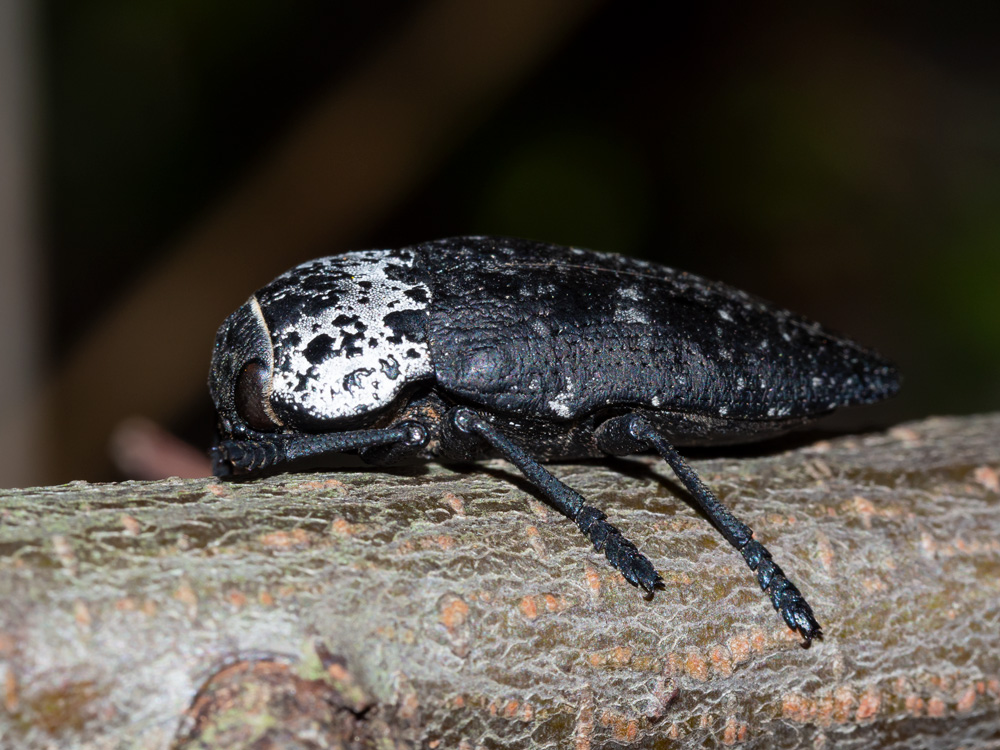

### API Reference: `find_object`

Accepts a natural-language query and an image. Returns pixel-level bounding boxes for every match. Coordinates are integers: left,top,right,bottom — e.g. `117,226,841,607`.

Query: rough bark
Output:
1,413,998,749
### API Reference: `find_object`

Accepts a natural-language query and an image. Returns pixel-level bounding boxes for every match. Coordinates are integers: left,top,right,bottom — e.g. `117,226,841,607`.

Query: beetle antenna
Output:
450,407,664,594
213,422,427,477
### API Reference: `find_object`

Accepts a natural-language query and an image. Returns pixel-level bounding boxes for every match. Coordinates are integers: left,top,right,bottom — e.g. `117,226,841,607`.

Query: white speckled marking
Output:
264,250,432,423
547,375,577,419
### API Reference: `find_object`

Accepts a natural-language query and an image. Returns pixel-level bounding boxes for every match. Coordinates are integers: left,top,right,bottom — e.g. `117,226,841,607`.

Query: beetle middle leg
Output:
595,413,822,645
449,406,664,593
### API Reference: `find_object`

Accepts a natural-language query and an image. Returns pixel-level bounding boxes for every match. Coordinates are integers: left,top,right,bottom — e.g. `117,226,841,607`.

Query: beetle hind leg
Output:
595,414,822,646
449,407,663,594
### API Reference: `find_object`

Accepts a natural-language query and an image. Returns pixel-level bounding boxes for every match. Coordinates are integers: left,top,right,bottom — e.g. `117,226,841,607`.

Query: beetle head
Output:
209,250,433,438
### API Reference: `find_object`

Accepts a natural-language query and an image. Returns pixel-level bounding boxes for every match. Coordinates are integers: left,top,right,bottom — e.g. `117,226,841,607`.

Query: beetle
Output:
209,236,899,645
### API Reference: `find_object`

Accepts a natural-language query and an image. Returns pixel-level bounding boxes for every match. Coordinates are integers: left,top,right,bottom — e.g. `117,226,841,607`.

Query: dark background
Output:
9,1,1000,485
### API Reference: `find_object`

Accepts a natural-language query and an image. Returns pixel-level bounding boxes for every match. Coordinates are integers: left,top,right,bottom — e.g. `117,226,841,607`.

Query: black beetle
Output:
209,236,899,645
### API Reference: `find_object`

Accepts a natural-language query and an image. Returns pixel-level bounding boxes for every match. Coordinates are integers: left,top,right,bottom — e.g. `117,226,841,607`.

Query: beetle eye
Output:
235,360,282,432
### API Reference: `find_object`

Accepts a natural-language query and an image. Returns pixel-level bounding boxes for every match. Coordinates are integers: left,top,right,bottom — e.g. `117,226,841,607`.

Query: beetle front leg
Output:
595,414,822,646
449,406,663,594
213,422,428,477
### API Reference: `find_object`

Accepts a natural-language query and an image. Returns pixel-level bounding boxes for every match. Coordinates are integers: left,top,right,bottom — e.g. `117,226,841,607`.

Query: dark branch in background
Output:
6,0,604,485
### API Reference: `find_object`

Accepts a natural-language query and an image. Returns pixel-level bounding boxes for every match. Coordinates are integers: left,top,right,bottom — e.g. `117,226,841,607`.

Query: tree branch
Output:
1,413,999,748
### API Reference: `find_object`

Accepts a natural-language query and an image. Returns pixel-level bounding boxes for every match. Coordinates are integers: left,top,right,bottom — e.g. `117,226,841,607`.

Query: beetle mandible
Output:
209,236,900,645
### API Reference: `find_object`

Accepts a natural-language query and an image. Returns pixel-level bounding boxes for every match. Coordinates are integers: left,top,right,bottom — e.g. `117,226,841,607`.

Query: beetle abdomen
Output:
424,237,898,435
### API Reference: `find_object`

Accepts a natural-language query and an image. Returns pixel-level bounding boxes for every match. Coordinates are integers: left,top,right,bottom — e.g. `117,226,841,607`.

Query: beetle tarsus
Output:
451,407,663,594
576,506,664,593
741,539,822,645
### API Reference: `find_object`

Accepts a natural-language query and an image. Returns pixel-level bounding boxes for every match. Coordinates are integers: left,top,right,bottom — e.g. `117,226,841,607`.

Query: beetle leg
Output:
449,406,663,594
213,421,428,477
595,414,822,646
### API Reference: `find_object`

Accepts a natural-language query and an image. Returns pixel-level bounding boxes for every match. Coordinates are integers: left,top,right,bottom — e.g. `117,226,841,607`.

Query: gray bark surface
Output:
1,414,998,748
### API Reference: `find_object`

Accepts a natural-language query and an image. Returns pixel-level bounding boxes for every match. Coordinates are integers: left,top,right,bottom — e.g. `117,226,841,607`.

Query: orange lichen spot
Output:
115,597,137,611
727,635,751,666
330,518,355,536
813,695,834,727
927,697,946,717
584,564,602,597
749,628,768,652
575,687,595,750
815,533,836,575
440,597,469,633
861,576,885,593
52,535,77,570
205,482,228,497
174,582,198,606
723,716,747,745
851,496,876,529
905,695,925,715
522,703,533,721
327,662,351,682
667,723,680,739
832,686,855,723
4,669,18,713
453,695,465,708
684,651,709,681
855,689,881,720
300,478,346,491
624,720,638,742
782,693,812,722
443,492,465,515
599,711,635,741
527,498,551,520
260,528,311,547
399,689,419,720
889,426,920,443
520,596,538,620
588,652,604,668
957,687,977,712
974,466,999,493
428,740,440,748
666,652,684,675
141,599,158,616
709,645,732,676
73,600,91,629
120,514,141,535
503,700,520,718
435,534,456,550
488,701,498,717
543,594,559,612
258,590,274,606
611,647,632,666
227,590,247,609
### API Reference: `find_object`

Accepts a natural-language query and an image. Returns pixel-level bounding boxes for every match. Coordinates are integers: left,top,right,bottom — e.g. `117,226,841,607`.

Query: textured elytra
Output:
421,238,897,440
